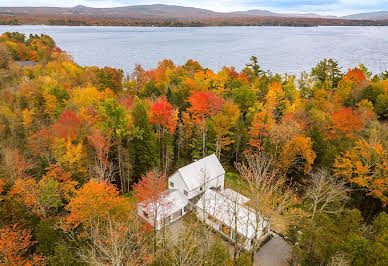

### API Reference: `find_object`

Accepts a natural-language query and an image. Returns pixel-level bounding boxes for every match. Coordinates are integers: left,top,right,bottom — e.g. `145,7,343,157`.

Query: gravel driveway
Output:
254,236,293,266
167,216,294,266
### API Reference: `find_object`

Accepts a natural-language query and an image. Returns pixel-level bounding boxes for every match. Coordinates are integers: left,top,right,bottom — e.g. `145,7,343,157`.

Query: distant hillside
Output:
230,9,336,19
341,11,388,20
1,5,222,19
0,4,387,26
230,9,275,17
0,4,346,19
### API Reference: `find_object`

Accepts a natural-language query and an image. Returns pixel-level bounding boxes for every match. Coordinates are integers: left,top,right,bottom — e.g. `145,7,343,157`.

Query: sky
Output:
1,0,388,16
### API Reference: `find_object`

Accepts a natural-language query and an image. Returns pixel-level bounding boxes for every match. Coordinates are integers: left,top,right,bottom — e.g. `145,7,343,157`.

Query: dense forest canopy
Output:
0,32,387,265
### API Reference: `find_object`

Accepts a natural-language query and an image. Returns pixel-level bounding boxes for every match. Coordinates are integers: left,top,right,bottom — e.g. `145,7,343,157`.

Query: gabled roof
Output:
15,61,37,67
196,189,268,240
138,189,188,222
220,189,250,205
176,154,225,191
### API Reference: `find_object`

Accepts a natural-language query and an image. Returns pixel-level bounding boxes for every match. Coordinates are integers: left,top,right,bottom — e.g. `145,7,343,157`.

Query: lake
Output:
1,25,388,75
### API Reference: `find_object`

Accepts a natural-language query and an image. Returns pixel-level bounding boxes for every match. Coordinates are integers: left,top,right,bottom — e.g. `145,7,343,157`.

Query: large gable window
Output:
170,181,174,188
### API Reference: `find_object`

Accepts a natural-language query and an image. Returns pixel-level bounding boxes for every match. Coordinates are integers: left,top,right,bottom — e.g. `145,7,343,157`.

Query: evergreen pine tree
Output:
130,100,159,180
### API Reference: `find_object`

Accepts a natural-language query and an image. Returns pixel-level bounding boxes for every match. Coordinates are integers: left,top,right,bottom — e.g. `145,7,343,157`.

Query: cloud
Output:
1,0,388,15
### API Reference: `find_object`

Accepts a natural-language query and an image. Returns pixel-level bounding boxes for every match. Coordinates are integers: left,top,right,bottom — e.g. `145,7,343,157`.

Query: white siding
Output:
188,174,224,199
138,205,187,231
168,172,188,194
137,190,189,231
196,204,251,251
195,189,269,251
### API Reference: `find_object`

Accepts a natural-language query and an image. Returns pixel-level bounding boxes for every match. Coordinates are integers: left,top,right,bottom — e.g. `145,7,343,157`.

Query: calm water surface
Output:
1,25,387,75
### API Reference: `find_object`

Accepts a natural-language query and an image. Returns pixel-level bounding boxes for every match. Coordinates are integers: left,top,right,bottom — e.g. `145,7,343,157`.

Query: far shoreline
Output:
2,24,388,28
1,17,388,27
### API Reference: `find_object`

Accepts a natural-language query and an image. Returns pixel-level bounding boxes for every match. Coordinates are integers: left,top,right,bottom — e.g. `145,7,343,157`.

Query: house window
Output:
221,224,231,236
170,181,174,188
143,211,149,218
184,190,188,196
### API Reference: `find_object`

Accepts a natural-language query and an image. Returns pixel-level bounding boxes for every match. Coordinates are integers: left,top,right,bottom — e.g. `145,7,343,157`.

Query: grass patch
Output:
225,172,247,195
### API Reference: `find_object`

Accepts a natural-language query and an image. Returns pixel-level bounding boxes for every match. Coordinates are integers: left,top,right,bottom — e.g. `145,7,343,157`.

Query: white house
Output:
195,189,270,251
137,189,188,230
137,153,270,251
168,154,225,201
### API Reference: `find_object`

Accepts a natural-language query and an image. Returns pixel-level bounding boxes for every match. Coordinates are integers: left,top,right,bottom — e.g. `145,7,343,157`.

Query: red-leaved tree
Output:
88,128,115,182
187,91,223,156
150,96,178,174
342,68,366,84
150,96,177,135
133,169,170,253
52,110,82,140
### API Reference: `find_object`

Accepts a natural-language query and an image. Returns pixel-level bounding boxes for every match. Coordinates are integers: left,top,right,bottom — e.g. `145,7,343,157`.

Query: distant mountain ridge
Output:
230,9,336,19
0,5,220,19
341,11,388,20
0,4,386,20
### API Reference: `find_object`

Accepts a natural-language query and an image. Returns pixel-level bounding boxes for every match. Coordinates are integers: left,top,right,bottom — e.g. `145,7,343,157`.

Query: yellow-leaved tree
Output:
54,139,87,182
334,138,388,206
278,135,316,176
211,100,240,159
10,165,77,218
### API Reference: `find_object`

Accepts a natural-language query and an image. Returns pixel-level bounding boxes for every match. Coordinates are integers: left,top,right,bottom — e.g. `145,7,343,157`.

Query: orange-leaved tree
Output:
248,110,274,152
336,68,367,103
64,179,130,230
64,179,145,265
326,107,364,139
0,224,46,265
334,138,388,206
10,165,77,218
187,90,223,157
0,178,4,194
269,113,307,155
